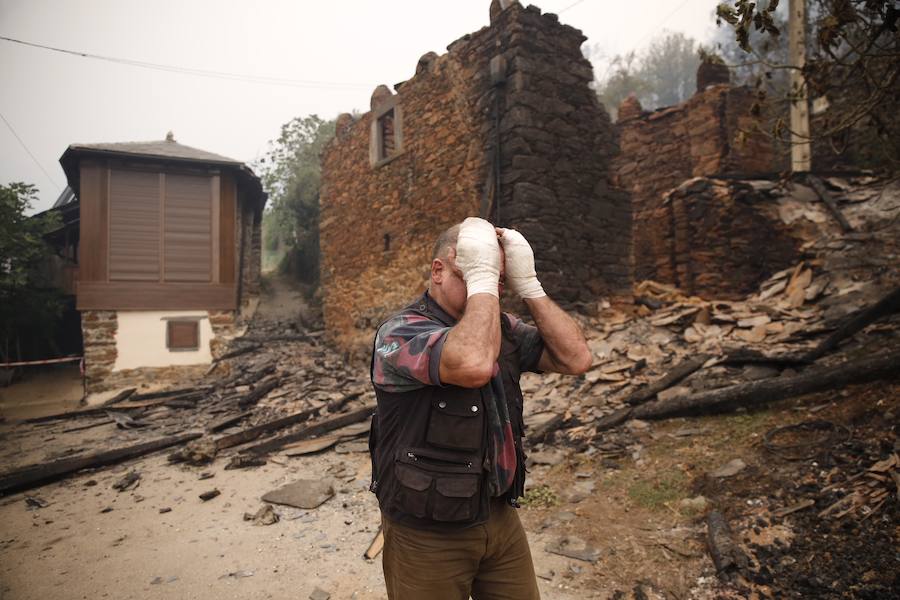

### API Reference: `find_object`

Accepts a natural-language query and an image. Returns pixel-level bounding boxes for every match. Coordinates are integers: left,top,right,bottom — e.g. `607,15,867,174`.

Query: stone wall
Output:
613,76,775,285
81,310,117,392
647,177,800,298
498,5,630,302
320,1,628,351
238,201,262,304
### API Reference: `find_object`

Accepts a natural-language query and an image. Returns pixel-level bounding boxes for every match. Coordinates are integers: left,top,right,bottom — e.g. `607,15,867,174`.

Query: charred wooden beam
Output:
206,411,253,434
214,343,262,362
214,393,359,451
706,510,749,578
625,354,711,406
807,174,852,232
805,286,900,361
236,377,281,409
0,432,201,495
242,404,376,456
632,352,899,420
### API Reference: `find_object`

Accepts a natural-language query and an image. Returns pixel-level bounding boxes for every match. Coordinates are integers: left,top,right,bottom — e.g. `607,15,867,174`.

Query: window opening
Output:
379,109,396,160
166,320,200,351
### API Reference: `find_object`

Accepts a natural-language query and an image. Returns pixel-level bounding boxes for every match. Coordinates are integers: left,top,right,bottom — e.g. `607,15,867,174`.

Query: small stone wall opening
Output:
379,109,396,160
383,233,391,252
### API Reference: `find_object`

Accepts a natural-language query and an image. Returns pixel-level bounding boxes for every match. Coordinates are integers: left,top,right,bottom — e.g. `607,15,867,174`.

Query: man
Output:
369,217,591,600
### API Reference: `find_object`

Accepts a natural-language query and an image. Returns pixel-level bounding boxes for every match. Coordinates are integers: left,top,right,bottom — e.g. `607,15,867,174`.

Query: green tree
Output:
639,32,701,109
594,52,650,120
0,183,63,363
593,32,701,119
256,115,335,282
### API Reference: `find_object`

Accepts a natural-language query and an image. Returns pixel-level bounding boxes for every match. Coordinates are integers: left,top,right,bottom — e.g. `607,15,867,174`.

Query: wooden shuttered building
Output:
60,139,264,311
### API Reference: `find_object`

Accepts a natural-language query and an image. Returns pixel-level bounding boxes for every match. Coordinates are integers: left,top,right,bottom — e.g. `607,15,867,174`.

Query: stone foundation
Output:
81,310,118,393
81,309,237,393
646,178,800,298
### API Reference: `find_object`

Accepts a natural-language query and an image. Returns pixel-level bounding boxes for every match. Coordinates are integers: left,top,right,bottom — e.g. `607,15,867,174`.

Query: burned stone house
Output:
52,136,266,392
320,1,629,351
319,1,800,351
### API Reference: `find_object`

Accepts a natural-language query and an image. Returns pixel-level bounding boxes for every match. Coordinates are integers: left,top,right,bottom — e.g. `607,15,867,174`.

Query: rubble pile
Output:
519,174,900,450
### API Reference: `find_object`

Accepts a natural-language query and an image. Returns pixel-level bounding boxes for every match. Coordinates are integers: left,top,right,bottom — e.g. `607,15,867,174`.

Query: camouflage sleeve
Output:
372,313,451,392
505,313,545,373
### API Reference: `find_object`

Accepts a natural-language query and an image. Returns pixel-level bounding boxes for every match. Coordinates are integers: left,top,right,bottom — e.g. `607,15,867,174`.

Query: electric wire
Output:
0,35,370,91
596,0,696,83
0,109,62,192
559,0,589,14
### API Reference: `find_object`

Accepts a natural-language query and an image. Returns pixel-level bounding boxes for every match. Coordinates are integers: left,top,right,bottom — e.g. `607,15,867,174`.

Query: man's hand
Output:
456,217,501,298
497,228,546,299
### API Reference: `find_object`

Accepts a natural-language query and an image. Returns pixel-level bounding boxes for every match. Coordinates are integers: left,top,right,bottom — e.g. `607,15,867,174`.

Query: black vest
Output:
369,296,528,531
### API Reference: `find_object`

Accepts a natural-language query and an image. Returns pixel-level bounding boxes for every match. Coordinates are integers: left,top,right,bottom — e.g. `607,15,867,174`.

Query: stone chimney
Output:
696,61,731,91
617,95,644,122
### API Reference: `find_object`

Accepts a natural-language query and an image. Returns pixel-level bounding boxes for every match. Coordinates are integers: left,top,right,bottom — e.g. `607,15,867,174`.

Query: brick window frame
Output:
165,318,200,351
369,96,403,167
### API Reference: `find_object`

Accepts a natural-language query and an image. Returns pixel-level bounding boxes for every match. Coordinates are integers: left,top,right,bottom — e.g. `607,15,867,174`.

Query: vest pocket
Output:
394,463,431,519
425,393,484,452
433,475,479,521
392,450,481,522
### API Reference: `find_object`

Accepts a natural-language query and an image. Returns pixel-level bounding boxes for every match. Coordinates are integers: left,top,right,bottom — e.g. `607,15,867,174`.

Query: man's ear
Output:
431,258,444,284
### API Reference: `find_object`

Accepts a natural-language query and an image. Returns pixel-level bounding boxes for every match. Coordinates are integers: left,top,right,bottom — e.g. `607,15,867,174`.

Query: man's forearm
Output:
525,296,591,375
440,294,501,387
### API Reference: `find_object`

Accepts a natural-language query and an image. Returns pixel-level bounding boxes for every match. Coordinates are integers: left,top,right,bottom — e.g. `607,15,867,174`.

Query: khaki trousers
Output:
382,498,541,600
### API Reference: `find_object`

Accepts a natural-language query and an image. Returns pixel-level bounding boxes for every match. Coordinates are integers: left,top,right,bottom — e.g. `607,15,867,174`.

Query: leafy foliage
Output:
0,183,63,362
256,115,336,282
716,0,900,169
592,32,701,119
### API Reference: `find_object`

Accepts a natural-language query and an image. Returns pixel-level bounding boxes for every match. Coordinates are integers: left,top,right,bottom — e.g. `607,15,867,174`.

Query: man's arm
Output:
525,296,592,375
438,217,503,388
498,227,591,376
439,294,501,388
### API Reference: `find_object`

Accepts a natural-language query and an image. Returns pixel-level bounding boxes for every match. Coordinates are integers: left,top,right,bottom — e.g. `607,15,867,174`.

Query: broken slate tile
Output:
544,536,601,563
262,479,334,509
309,587,331,600
528,449,566,466
565,480,596,504
243,504,279,526
112,471,141,492
25,496,49,509
711,459,747,478
219,570,254,580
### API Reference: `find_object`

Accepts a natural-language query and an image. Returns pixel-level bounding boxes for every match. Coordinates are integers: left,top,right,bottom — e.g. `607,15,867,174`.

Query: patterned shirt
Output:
372,292,544,496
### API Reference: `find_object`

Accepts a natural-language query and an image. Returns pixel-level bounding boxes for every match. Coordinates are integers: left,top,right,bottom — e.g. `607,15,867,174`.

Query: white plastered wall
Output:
113,311,214,371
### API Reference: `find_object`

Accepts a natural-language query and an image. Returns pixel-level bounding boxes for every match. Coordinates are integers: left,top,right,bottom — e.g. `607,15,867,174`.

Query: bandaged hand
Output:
455,217,501,298
497,228,546,299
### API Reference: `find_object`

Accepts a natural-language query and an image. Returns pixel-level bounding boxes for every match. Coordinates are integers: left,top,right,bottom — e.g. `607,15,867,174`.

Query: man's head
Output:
428,221,503,319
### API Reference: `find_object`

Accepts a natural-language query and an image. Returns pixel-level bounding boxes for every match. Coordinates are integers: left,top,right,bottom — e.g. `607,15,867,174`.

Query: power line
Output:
0,110,62,192
595,0,695,83
0,35,371,91
559,0,589,14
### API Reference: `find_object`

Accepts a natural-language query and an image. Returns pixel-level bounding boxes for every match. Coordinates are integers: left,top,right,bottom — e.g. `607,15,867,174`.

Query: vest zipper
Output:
406,452,473,470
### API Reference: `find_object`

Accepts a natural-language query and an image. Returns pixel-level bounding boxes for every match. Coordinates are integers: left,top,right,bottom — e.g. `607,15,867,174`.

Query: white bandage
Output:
455,217,501,298
498,228,546,299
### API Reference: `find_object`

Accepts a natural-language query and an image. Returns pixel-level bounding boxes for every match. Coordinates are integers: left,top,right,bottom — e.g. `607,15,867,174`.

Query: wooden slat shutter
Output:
166,320,200,350
109,170,160,281
165,174,212,282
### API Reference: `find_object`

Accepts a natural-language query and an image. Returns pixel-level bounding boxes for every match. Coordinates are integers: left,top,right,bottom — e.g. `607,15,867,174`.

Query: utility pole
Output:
789,0,812,172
